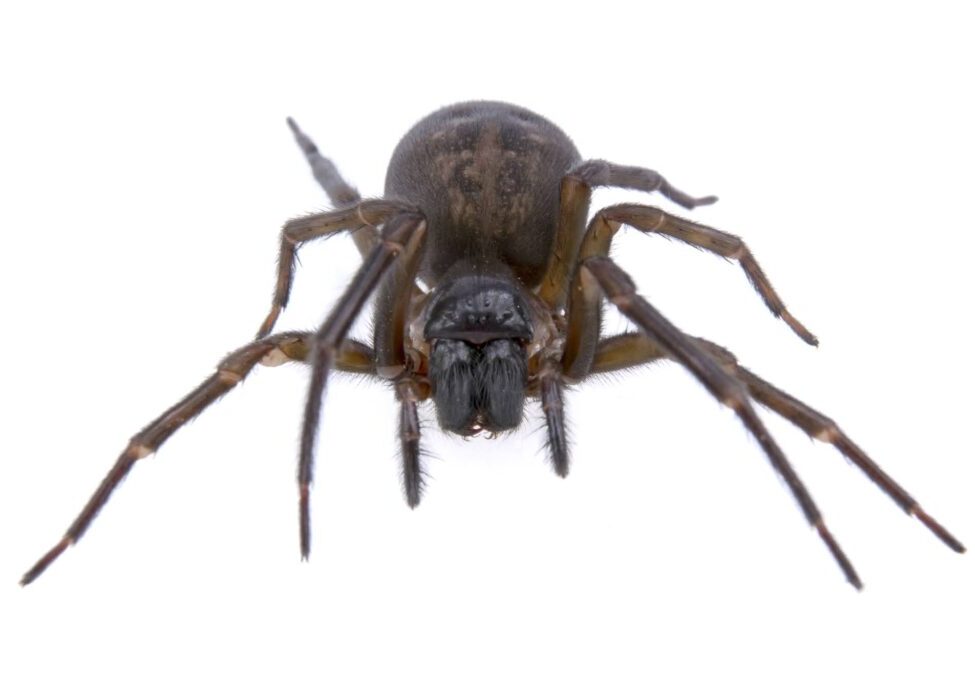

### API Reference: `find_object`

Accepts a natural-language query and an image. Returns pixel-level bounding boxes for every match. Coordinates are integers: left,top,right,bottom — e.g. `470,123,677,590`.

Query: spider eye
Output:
423,275,532,345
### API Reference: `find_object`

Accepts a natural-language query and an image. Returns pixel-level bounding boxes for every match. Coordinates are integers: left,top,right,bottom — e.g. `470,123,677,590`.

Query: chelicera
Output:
23,101,964,587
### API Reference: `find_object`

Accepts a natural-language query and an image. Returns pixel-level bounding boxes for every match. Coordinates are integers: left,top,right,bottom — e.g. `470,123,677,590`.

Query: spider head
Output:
423,268,532,436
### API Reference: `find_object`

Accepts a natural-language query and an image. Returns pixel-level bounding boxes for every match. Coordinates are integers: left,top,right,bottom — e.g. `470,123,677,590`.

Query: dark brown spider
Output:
22,101,964,588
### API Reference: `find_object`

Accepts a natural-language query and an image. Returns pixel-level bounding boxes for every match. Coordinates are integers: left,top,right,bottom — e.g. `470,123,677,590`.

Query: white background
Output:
1,2,972,680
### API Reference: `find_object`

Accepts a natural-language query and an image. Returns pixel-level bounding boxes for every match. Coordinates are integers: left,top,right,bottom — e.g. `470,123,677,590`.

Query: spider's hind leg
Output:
588,331,966,559
287,116,382,260
256,117,420,340
287,117,361,207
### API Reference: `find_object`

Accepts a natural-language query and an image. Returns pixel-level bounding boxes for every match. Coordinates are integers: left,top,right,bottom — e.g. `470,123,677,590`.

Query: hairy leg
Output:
578,255,861,588
539,160,716,312
286,117,378,257
257,199,417,338
298,212,427,558
587,332,965,554
22,332,376,585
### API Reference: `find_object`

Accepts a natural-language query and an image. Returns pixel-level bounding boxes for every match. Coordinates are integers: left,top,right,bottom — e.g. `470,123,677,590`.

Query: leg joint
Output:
126,442,154,459
217,369,243,385
813,422,841,443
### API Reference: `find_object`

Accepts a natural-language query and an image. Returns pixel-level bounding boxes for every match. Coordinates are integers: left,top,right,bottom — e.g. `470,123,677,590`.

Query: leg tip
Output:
692,195,719,208
913,506,966,553
21,537,71,586
780,309,818,347
816,520,863,590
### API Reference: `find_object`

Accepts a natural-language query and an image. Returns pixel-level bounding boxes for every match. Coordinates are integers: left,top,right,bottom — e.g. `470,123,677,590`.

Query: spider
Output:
22,101,964,588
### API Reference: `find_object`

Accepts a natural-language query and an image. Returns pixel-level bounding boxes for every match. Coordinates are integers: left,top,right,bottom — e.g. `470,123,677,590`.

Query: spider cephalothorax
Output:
22,101,964,588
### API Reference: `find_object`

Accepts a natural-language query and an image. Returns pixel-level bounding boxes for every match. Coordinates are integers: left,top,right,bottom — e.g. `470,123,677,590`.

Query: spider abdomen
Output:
385,101,581,288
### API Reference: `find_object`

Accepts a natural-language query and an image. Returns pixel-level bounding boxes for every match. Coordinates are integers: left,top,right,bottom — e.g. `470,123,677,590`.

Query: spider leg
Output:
540,366,570,477
374,217,430,505
299,212,426,559
286,117,379,257
287,116,427,307
580,255,862,589
257,199,418,338
396,379,426,508
289,127,432,503
562,204,815,379
588,332,965,554
570,204,817,369
21,332,376,586
287,116,360,206
571,159,719,210
372,204,428,378
587,332,669,374
539,159,716,311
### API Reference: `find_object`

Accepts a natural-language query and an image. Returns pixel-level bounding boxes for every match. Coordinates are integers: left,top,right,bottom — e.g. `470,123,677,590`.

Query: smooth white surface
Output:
1,2,972,680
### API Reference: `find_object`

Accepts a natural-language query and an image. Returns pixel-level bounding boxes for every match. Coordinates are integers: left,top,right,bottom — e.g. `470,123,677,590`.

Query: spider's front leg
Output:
298,212,427,557
586,332,965,555
566,254,862,588
20,332,375,585
535,160,718,478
